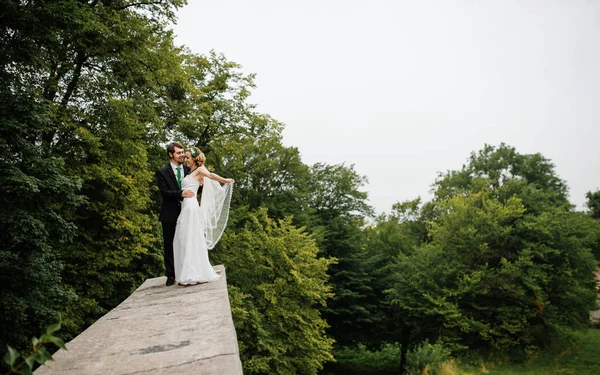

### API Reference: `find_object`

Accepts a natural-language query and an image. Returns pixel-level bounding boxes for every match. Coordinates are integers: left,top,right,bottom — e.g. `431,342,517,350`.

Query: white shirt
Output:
170,162,184,185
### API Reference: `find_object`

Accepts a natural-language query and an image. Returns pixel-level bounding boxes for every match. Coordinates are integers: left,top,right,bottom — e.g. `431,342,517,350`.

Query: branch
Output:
61,51,88,108
43,59,59,101
115,0,166,11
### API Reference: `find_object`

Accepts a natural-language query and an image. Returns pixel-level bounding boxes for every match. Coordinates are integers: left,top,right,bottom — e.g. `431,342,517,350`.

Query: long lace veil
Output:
200,177,233,249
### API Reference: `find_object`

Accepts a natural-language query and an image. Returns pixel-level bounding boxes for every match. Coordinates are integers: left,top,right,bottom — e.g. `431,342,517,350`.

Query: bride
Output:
173,146,235,285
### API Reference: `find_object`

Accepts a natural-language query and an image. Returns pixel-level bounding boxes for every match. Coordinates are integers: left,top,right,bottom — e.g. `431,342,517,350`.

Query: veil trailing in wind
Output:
200,177,233,250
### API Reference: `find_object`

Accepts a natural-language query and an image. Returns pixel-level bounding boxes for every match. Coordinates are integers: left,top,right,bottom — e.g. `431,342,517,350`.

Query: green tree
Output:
0,89,82,352
304,163,374,347
214,209,334,374
0,0,88,351
0,0,188,340
387,145,598,362
207,113,313,227
357,199,427,370
586,190,600,220
434,143,571,215
53,0,188,331
171,51,258,150
584,190,600,261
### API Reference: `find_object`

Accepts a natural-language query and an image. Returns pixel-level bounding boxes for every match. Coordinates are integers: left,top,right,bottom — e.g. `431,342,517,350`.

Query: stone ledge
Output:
35,265,242,375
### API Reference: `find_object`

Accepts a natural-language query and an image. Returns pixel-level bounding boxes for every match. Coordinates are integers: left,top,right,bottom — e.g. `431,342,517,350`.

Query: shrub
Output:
406,340,451,375
329,343,401,375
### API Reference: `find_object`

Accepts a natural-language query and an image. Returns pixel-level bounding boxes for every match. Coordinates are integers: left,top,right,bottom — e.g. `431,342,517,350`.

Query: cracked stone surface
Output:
35,265,242,375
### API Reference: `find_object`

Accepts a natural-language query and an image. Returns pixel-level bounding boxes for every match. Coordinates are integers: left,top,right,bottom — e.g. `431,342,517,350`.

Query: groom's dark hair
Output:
166,141,184,159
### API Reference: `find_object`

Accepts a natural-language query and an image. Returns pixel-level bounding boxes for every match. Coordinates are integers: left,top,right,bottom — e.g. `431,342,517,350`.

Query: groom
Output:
156,141,194,286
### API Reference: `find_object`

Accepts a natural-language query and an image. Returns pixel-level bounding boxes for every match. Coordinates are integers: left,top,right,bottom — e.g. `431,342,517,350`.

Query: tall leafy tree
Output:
0,0,88,350
202,112,310,224
307,163,374,346
358,199,427,368
585,190,600,261
173,51,257,149
215,210,334,375
54,0,188,331
0,88,83,351
434,143,571,215
387,145,598,361
586,190,600,220
0,0,189,339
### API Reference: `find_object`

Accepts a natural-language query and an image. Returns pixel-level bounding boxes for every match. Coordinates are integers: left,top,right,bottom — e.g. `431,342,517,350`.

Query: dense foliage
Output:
356,145,600,373
1,2,598,375
216,210,334,374
0,1,337,373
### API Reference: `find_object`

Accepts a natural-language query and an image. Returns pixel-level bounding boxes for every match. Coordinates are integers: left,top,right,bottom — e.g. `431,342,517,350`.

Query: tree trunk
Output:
61,51,87,108
43,59,59,102
399,325,412,375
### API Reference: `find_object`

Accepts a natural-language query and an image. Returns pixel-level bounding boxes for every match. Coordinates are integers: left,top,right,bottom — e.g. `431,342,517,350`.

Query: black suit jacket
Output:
156,164,191,223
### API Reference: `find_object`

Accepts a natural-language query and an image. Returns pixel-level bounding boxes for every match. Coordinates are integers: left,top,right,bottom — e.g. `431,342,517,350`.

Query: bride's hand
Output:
182,190,195,198
224,178,235,184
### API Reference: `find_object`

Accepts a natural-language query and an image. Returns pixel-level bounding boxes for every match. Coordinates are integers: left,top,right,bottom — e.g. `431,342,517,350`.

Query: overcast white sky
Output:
174,0,599,215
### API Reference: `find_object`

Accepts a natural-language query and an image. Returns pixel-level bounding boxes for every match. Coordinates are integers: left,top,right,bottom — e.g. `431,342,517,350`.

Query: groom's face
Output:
171,146,185,165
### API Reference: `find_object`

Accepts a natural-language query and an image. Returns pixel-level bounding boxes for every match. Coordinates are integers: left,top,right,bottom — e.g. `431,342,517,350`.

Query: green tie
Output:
176,167,182,189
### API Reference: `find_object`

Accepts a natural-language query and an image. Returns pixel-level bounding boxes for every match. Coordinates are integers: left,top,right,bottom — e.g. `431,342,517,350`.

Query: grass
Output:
446,328,600,375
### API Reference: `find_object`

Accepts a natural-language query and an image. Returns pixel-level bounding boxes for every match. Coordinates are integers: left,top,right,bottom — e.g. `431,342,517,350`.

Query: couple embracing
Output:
156,142,235,287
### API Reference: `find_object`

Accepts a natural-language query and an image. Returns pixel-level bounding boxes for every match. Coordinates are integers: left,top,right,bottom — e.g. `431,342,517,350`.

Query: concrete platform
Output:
35,265,242,374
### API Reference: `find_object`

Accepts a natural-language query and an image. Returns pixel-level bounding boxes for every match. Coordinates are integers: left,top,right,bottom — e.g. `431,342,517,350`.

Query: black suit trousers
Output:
162,222,177,279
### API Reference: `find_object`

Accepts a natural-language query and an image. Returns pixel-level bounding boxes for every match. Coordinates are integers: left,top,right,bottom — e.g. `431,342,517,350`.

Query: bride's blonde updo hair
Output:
189,147,206,167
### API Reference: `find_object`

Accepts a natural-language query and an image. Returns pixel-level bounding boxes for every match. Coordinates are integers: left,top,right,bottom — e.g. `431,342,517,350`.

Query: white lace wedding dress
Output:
173,175,232,285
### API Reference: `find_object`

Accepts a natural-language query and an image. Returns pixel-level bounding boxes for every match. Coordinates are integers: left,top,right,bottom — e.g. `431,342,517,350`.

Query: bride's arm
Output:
198,166,234,184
